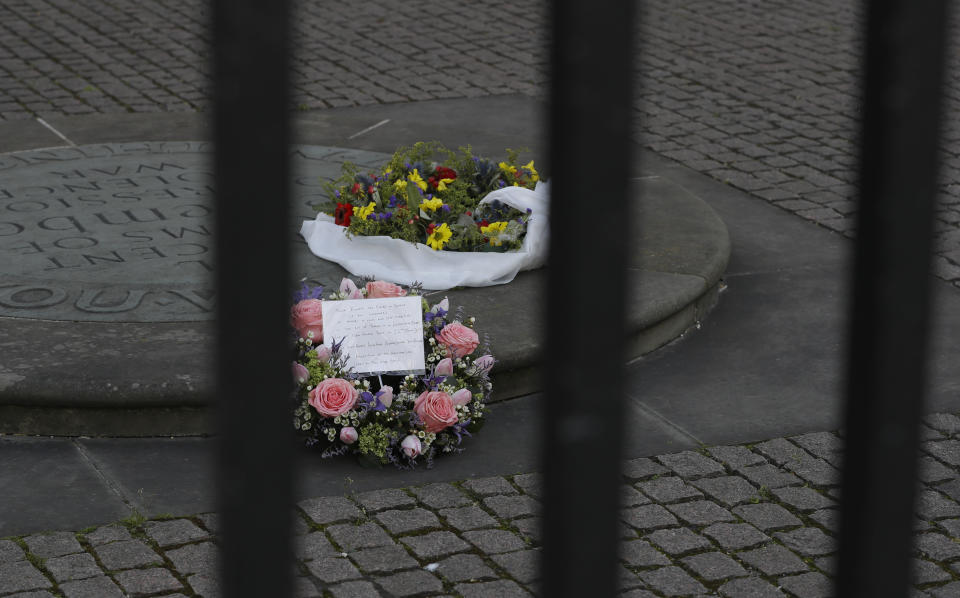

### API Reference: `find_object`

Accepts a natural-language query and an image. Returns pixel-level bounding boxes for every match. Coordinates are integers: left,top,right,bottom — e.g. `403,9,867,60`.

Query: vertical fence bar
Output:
541,0,635,596
211,0,293,596
836,0,948,595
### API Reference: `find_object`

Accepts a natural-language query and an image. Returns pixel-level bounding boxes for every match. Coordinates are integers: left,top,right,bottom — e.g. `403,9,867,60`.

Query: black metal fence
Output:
210,0,949,595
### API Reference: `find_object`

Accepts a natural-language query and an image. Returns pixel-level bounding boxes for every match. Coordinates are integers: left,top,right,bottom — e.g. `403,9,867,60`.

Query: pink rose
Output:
340,278,363,299
414,391,459,433
292,362,309,385
290,298,323,342
365,280,407,299
315,345,332,362
308,378,358,417
435,358,454,377
451,388,472,406
377,385,394,408
339,426,358,444
473,354,495,375
436,322,479,358
401,435,422,458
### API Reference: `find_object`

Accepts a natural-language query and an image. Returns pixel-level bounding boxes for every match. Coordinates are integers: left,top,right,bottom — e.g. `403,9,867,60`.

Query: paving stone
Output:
436,553,498,582
492,548,540,583
512,473,543,498
692,476,760,507
919,456,956,483
349,545,418,573
621,504,679,531
913,559,951,584
619,591,658,598
646,527,712,556
402,531,471,559
197,513,220,534
719,576,785,597
24,532,82,558
326,522,394,551
623,457,669,480
773,527,836,557
925,413,960,435
59,575,124,598
929,583,960,598
354,488,416,512
917,489,960,520
754,440,840,487
114,567,183,596
293,576,322,598
620,539,671,567
299,496,360,525
462,529,526,554
44,552,100,582
455,579,532,597
411,483,472,508
681,551,749,581
708,445,767,469
304,556,362,583
376,569,443,596
621,486,651,507
295,532,338,561
702,522,770,550
917,532,960,560
165,541,218,576
778,571,831,598
513,517,542,543
937,517,960,537
81,525,132,546
0,561,51,593
463,477,518,496
657,451,725,479
375,508,442,534
144,518,210,547
441,505,498,531
733,503,803,531
809,509,840,533
667,500,737,526
738,544,810,576
483,495,539,519
740,464,803,489
814,556,837,576
0,540,25,564
638,476,703,503
5,591,56,598
790,432,843,467
291,515,312,536
185,573,219,598
936,478,960,503
617,564,645,590
924,440,960,466
640,566,708,595
94,539,161,570
771,487,837,512
328,580,382,598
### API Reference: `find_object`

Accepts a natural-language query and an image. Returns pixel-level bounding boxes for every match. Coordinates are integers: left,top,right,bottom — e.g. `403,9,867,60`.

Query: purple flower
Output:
292,283,323,303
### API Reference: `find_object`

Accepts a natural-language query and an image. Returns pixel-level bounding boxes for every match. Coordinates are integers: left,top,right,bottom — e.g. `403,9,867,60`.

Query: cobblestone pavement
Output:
5,413,960,597
2,0,960,287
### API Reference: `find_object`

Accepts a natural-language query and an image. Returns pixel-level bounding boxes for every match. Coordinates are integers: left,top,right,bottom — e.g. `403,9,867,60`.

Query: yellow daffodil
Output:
353,201,376,220
523,160,539,182
408,169,428,192
436,177,455,192
421,197,444,212
480,221,508,245
426,222,452,250
498,161,517,175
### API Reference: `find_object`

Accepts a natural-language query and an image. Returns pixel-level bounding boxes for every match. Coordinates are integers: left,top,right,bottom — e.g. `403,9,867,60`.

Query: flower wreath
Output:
290,277,493,468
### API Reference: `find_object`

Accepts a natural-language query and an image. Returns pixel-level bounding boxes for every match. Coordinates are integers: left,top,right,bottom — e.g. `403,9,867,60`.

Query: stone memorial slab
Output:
0,142,386,322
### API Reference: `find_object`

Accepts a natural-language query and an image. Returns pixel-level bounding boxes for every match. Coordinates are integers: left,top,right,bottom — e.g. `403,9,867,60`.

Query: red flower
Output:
367,186,375,194
435,166,457,180
477,219,490,228
428,176,437,188
351,182,362,195
334,202,353,226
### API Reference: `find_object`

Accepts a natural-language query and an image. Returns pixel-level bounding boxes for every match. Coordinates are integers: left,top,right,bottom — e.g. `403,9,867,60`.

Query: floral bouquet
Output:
289,277,494,468
323,142,540,252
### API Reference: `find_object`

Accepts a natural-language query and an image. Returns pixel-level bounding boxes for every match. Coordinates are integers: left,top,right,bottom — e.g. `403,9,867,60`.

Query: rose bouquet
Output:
290,277,494,468
322,142,540,252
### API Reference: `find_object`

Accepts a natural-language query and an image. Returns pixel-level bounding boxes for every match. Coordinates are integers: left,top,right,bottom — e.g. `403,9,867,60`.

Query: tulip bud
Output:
435,358,454,377
315,345,332,362
473,354,495,375
378,385,394,408
451,388,472,406
292,362,309,385
401,435,421,458
340,426,358,444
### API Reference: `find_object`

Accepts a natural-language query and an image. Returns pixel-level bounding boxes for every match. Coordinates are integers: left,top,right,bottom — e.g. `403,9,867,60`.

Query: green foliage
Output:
356,423,392,461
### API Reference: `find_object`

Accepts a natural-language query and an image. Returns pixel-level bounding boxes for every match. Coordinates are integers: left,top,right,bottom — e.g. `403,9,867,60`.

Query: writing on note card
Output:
321,296,426,375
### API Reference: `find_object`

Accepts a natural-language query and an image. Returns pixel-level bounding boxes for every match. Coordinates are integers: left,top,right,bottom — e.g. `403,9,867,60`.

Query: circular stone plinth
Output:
0,141,730,436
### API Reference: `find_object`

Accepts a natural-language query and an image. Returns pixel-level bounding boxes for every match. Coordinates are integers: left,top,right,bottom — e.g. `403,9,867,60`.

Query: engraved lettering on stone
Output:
75,288,147,313
0,285,68,308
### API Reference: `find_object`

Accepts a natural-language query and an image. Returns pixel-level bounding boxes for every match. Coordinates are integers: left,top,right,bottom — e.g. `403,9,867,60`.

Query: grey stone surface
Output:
790,432,843,467
349,545,418,573
328,580,382,598
304,556,362,583
707,445,767,470
719,576,786,597
354,488,415,512
375,508,442,534
483,495,539,519
666,500,737,526
917,533,960,561
410,483,472,509
778,572,832,598
621,486,651,507
82,525,132,546
326,522,394,551
920,457,956,484
94,539,161,570
732,503,803,531
375,569,443,596
440,505,498,531
462,530,526,554
646,527,712,556
913,559,951,584
737,544,810,576
165,541,218,576
681,551,749,581
773,528,836,557
637,476,704,503
401,531,471,559
917,489,960,520
512,473,543,498
621,504,679,531
462,477,517,496
436,553,498,582
622,457,669,480
739,464,803,489
657,451,725,479
702,523,771,551
0,561,51,593
492,548,540,583
299,496,360,525
145,518,210,546
924,440,960,467
512,517,542,543
620,539,671,567
114,567,183,595
455,579,532,597
185,573,219,597
692,476,760,506
771,487,837,512
59,575,124,598
295,532,338,561
640,566,707,595
0,540,25,564
44,552,101,582
23,532,82,558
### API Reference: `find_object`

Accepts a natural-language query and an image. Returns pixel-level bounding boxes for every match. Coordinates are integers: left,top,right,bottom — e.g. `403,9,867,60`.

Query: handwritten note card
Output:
321,297,426,375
